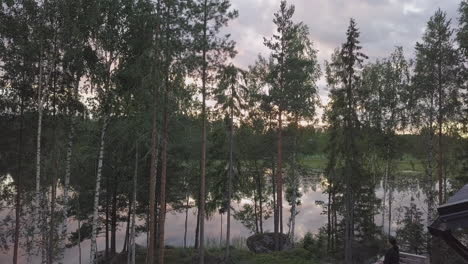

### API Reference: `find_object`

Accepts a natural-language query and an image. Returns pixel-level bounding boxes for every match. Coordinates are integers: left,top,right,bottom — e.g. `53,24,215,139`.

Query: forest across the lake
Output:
1,0,468,264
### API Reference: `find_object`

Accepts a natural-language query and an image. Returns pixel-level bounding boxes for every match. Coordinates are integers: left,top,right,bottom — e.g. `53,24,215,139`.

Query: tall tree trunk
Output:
90,118,109,264
437,59,444,205
13,98,24,264
258,170,263,234
195,209,200,249
157,86,169,264
271,159,276,246
199,1,208,263
327,181,331,252
344,168,353,264
105,176,109,259
59,78,78,261
111,174,117,255
253,191,259,234
225,91,234,260
275,110,283,250
382,156,388,231
388,178,393,235
129,142,138,264
35,52,45,258
78,216,82,264
289,115,299,244
184,195,189,249
123,201,131,253
426,96,436,258
147,87,160,264
148,0,161,261
220,213,223,246
48,160,58,264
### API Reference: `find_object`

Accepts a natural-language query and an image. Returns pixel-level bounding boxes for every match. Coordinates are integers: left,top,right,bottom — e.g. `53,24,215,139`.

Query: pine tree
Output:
324,19,368,263
263,0,320,249
396,198,426,254
214,64,247,259
189,1,237,262
413,9,461,207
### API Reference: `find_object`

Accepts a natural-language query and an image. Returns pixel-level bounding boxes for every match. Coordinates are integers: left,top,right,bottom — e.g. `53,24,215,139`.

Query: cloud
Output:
224,0,462,110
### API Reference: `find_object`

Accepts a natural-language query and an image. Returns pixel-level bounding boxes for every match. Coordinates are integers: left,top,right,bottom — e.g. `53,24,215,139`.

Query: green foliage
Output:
263,0,320,118
396,198,426,254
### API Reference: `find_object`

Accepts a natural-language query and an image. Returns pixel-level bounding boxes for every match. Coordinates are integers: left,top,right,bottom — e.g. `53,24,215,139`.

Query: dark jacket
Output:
383,246,400,264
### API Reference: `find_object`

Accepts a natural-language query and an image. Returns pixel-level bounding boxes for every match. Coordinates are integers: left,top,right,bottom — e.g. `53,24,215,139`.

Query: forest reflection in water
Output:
0,171,429,264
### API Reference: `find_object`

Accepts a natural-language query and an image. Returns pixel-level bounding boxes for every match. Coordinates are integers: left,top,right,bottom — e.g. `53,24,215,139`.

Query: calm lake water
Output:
0,172,429,263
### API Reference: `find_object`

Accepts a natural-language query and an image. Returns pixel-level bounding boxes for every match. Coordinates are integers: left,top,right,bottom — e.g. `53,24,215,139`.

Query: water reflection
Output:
0,172,429,264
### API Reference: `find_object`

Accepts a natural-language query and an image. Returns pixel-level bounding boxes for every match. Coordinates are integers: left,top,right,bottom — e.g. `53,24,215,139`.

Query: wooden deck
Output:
374,252,427,264
400,252,427,264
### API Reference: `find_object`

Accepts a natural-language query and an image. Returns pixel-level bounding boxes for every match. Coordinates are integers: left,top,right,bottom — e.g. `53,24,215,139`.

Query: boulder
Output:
246,232,291,253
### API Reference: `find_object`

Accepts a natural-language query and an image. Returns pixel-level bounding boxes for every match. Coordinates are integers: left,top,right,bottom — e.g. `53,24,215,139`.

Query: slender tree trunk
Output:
437,60,444,205
148,0,161,261
48,159,58,264
258,177,263,234
388,178,393,235
157,86,169,264
199,1,208,262
220,213,223,246
275,110,283,250
90,118,109,264
123,202,131,253
327,181,331,252
184,196,189,249
130,142,138,264
13,98,24,264
254,160,263,234
78,216,82,264
147,88,160,264
111,174,117,255
289,115,299,244
271,159,276,244
225,92,234,260
344,169,353,264
35,52,45,258
105,176,109,259
59,78,78,261
254,191,259,234
426,97,436,258
195,209,200,249
382,156,388,231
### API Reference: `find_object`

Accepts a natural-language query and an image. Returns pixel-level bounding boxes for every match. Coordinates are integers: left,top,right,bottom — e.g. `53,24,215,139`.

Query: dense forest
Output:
1,0,468,264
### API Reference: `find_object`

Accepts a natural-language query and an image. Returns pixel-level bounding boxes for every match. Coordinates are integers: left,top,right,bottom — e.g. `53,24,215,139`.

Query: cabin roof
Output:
436,184,468,227
428,184,468,261
447,184,468,204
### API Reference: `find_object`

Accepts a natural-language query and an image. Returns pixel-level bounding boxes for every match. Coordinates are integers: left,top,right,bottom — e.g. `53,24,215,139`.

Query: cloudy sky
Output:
225,0,462,103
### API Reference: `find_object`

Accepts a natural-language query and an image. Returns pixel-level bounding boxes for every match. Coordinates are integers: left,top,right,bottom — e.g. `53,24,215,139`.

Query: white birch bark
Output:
90,117,109,263
58,78,77,262
35,50,50,261
128,142,138,264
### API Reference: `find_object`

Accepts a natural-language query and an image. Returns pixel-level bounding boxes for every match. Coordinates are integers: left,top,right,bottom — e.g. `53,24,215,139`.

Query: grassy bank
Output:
301,154,425,173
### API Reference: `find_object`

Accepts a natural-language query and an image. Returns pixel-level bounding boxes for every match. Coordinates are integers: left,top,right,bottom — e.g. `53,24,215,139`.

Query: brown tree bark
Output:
275,110,283,250
111,175,117,256
199,1,208,263
105,176,110,259
147,107,159,264
437,58,444,205
13,98,24,264
157,84,169,264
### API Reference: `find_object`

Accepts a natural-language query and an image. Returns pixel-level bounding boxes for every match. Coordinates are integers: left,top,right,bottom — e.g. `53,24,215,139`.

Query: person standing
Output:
384,237,400,264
